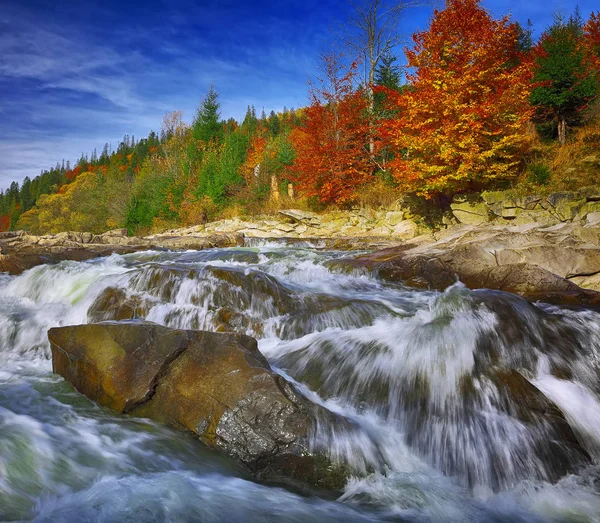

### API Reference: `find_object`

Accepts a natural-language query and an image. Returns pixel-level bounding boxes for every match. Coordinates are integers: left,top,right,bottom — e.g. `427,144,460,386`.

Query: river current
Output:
1,242,600,522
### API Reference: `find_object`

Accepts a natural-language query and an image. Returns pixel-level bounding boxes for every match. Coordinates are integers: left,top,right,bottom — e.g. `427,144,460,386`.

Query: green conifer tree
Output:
192,85,223,144
530,13,600,143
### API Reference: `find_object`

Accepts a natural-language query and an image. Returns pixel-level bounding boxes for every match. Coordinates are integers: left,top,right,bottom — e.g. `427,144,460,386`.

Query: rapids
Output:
1,242,600,522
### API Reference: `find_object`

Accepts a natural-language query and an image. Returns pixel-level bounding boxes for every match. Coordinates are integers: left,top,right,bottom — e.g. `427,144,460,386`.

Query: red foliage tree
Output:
584,12,600,67
288,54,371,204
0,214,10,232
381,0,533,197
65,165,83,182
240,134,268,183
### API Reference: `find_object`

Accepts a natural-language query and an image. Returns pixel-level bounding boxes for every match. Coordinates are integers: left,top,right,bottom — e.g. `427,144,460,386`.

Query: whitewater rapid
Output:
1,243,600,521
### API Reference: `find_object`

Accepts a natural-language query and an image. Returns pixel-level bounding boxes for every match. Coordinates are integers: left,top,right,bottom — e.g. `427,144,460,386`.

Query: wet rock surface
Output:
0,230,244,275
271,286,593,490
48,322,350,493
87,287,149,322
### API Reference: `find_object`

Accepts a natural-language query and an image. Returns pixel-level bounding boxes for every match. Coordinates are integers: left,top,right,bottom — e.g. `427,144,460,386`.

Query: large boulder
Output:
278,209,321,227
147,232,244,250
48,322,351,492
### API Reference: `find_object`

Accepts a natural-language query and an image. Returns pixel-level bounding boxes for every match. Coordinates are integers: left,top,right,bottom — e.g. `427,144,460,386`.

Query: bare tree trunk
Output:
558,117,567,145
368,80,375,157
346,0,429,163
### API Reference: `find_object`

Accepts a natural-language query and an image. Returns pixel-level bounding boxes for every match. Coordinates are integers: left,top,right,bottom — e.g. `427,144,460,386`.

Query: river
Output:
1,242,600,522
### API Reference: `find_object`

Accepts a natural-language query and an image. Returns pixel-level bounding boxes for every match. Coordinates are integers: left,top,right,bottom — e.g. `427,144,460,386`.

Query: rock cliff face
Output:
48,322,350,493
450,187,600,226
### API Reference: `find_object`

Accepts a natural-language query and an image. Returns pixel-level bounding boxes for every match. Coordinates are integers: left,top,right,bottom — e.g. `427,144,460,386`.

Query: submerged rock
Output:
48,322,350,492
87,287,149,323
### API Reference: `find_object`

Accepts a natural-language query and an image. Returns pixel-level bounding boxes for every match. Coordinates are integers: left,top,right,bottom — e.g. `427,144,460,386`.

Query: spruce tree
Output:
268,110,281,136
375,50,402,91
516,19,534,53
192,85,222,144
530,13,600,144
20,177,34,212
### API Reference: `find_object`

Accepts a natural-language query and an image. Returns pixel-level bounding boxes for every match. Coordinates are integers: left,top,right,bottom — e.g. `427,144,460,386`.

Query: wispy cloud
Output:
1,0,598,189
0,0,328,187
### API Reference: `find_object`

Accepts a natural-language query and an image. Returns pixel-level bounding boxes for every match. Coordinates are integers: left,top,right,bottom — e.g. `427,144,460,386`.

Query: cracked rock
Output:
48,321,350,492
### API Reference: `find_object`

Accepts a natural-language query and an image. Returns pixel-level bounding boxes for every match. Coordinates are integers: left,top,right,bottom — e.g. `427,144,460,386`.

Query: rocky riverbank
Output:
333,222,600,304
3,189,600,303
0,229,244,274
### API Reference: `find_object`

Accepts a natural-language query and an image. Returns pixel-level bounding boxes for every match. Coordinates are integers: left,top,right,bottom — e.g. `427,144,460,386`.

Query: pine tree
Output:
516,19,534,52
20,177,34,212
375,50,402,90
374,50,403,116
242,105,258,133
268,110,281,136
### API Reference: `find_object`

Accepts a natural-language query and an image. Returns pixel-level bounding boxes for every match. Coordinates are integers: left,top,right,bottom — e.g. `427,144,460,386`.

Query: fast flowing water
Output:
2,242,600,522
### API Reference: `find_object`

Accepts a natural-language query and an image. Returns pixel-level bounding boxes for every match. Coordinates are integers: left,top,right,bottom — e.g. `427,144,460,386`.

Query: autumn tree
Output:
530,12,600,144
241,130,295,198
18,172,106,234
382,0,533,197
241,134,268,184
100,161,133,229
289,54,371,204
584,12,600,62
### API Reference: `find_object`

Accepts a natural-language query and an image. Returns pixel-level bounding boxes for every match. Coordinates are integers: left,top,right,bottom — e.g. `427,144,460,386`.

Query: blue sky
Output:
0,0,598,189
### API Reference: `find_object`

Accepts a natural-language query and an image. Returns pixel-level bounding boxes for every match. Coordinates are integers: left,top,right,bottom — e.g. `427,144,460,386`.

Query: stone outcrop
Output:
451,187,600,226
335,223,600,304
48,322,351,492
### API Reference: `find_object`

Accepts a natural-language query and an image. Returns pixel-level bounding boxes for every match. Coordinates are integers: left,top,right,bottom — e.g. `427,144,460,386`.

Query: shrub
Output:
526,163,552,185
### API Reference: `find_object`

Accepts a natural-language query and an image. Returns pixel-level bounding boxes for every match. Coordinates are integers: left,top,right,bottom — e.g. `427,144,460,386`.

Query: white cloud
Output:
0,0,327,187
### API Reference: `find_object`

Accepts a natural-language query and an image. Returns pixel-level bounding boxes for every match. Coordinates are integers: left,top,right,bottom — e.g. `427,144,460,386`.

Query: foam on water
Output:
2,245,600,521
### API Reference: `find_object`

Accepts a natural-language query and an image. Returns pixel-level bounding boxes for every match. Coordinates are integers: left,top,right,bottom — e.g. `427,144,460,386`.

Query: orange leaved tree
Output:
288,54,371,205
584,12,600,67
382,0,533,197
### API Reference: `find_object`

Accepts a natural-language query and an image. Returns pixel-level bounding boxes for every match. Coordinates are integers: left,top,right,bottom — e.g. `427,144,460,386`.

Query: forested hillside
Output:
1,0,598,235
